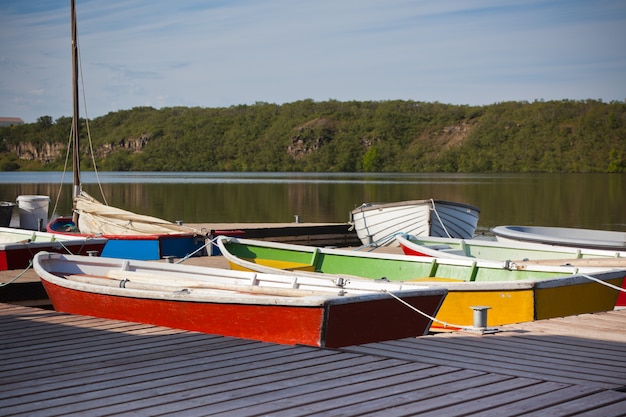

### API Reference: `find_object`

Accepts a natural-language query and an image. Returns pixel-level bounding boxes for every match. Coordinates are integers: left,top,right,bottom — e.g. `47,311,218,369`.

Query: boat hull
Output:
0,227,107,270
425,277,625,329
491,225,626,251
217,237,626,327
350,200,480,246
34,253,447,348
41,280,444,347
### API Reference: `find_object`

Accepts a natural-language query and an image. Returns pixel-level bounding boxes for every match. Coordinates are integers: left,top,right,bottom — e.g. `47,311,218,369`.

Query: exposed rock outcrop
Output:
7,135,151,165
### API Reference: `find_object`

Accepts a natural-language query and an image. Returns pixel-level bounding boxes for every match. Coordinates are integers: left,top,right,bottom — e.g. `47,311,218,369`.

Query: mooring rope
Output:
175,236,216,264
383,289,474,331
581,274,626,292
0,261,33,287
430,199,452,238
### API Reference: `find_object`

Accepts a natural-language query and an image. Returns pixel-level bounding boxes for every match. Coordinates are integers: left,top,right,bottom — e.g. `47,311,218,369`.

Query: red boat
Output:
32,252,447,348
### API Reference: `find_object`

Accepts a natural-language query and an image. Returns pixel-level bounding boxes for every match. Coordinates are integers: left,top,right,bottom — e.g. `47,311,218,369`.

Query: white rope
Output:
175,236,214,264
383,289,474,331
430,199,452,238
581,274,626,292
0,261,33,287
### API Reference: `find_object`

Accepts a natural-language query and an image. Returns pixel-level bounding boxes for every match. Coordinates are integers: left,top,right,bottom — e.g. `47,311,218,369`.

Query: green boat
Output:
215,236,626,328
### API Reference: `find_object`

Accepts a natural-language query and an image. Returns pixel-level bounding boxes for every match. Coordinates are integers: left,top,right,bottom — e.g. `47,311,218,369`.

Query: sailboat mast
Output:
71,0,81,223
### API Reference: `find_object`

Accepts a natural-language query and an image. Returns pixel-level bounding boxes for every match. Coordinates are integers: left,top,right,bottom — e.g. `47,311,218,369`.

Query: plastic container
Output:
0,202,15,227
17,195,51,230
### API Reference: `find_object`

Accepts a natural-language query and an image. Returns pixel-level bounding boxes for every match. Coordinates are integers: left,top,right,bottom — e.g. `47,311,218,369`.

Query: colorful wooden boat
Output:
32,252,447,348
0,226,107,270
350,199,480,247
216,236,626,328
491,225,626,251
397,234,626,307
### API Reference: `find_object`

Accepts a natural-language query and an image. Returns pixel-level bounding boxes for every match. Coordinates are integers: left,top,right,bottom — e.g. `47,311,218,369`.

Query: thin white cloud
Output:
1,0,624,123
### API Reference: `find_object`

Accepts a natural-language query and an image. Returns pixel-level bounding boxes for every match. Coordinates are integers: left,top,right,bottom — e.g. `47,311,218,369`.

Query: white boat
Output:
32,252,447,348
396,234,626,262
350,199,480,246
491,225,626,251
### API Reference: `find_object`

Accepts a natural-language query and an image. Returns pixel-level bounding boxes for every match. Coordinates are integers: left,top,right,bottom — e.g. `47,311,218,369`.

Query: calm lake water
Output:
0,172,624,233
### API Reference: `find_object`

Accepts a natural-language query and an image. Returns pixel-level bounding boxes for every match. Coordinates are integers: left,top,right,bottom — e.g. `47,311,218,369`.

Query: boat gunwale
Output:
216,236,611,275
492,225,626,250
397,234,626,259
350,199,480,215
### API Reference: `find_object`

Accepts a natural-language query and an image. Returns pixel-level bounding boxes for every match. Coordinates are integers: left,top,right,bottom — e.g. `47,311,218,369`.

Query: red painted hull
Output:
41,279,444,348
0,241,106,271
399,242,431,257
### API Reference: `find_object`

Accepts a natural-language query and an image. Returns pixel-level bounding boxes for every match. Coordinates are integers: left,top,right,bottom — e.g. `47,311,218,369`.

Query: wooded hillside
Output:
1,99,624,173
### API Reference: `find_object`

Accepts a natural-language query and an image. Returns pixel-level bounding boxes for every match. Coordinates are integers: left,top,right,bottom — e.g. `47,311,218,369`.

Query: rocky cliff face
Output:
7,135,150,164
9,142,65,164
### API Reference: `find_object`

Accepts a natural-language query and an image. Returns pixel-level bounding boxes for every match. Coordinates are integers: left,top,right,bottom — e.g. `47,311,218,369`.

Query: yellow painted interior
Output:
228,259,316,272
408,277,465,283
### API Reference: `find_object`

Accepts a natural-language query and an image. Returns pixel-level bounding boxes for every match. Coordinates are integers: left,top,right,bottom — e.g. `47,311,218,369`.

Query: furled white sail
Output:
75,192,198,236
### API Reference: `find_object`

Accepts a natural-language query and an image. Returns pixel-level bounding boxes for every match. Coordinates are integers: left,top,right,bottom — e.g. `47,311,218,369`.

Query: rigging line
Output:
75,25,107,205
430,199,452,238
383,289,473,330
50,127,75,220
581,274,626,292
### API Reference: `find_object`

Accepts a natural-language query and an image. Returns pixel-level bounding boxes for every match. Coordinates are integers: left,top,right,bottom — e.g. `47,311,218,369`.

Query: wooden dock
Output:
1,302,625,416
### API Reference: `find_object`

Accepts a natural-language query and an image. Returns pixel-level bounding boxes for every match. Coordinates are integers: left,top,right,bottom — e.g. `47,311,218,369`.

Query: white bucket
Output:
17,195,51,231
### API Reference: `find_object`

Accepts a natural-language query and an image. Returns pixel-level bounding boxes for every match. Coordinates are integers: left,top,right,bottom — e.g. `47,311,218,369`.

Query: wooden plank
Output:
205,370,509,417
6,358,429,416
433,331,626,363
263,373,519,417
413,333,624,369
513,389,626,416
573,400,626,417
105,363,454,417
420,385,610,417
346,336,626,389
3,303,626,417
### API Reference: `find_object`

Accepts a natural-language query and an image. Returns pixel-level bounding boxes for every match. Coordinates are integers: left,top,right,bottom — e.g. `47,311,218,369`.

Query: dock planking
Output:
1,303,626,416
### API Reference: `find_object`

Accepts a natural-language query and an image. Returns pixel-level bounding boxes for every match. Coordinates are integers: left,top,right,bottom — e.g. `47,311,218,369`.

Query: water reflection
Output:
0,172,624,230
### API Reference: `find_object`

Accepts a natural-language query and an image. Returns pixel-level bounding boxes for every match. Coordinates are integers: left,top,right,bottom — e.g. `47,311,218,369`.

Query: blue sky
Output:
1,0,625,123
